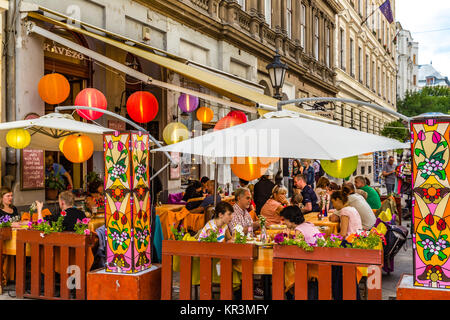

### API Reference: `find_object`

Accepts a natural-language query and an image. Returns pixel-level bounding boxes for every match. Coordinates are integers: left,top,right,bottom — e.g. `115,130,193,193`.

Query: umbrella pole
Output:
214,161,219,207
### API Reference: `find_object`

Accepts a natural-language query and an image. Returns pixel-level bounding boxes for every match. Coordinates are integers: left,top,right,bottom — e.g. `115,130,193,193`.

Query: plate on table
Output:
268,224,287,230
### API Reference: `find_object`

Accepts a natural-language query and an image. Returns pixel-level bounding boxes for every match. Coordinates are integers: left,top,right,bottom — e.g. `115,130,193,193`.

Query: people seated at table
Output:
189,180,221,214
198,201,233,242
354,176,381,210
342,182,376,230
326,182,340,210
293,174,320,214
200,176,210,195
329,189,362,237
85,180,105,218
229,188,260,235
254,174,275,216
302,159,316,188
36,191,86,232
238,178,249,188
315,177,330,212
0,187,19,220
290,193,304,211
182,180,203,202
280,205,321,244
260,185,289,226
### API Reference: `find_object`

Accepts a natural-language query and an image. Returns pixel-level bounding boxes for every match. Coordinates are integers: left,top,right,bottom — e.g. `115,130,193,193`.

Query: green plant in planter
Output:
45,172,65,191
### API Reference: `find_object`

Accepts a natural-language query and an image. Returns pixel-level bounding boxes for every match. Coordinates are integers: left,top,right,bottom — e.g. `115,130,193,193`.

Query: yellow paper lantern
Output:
6,129,31,149
321,156,359,179
230,157,274,181
59,137,67,153
163,122,189,145
196,107,214,123
62,134,94,163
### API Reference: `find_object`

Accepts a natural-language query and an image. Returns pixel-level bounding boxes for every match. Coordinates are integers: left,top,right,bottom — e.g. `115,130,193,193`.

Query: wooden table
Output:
304,212,340,235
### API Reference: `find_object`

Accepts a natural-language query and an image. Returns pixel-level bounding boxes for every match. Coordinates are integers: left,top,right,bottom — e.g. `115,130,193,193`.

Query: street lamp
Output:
266,51,289,105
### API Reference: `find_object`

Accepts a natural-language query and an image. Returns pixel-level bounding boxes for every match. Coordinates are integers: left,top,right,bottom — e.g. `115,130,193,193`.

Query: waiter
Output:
45,155,73,190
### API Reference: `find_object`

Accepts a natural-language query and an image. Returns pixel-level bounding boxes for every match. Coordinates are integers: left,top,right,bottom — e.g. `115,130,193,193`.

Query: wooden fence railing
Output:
272,246,383,300
0,227,12,294
15,230,96,300
161,240,258,300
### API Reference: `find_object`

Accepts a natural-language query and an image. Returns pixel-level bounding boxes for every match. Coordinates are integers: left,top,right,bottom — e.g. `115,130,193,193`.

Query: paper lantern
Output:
214,115,244,131
321,156,359,179
230,157,273,181
126,91,159,123
163,122,189,145
227,110,247,123
75,88,107,121
62,134,94,163
38,73,70,105
59,137,67,153
178,94,199,113
196,107,214,123
6,129,31,149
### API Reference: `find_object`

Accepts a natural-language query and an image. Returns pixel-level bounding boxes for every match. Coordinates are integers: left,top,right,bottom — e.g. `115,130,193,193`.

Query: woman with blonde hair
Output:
260,185,289,226
0,187,18,220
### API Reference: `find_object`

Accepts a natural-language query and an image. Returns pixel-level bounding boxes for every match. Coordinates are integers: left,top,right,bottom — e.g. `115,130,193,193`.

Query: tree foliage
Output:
380,120,409,143
397,86,450,117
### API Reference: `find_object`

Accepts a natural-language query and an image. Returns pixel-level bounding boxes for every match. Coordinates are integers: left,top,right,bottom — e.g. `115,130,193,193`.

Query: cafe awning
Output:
25,8,327,120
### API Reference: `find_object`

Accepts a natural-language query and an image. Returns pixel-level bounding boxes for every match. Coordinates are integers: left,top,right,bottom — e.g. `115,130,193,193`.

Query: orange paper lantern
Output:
38,73,70,105
214,115,244,131
126,91,159,123
62,134,94,163
75,88,107,121
196,107,214,123
230,157,275,181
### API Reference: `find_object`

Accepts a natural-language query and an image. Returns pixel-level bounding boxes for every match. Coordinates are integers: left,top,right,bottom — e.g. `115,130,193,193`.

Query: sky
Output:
396,0,450,78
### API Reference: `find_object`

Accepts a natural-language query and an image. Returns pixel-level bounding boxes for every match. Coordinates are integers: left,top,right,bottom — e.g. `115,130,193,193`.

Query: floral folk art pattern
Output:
104,132,151,273
412,118,450,288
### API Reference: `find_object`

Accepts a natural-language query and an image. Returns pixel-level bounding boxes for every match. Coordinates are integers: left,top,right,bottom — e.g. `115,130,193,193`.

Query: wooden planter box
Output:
272,245,383,300
15,229,96,300
162,240,258,300
0,227,12,294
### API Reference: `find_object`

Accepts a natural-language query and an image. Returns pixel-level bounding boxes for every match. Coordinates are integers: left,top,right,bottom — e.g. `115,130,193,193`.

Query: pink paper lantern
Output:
178,94,199,113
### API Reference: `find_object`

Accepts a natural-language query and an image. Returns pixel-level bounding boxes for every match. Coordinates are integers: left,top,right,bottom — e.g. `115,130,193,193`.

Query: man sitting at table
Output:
229,188,260,235
354,176,381,210
182,180,203,202
36,191,86,232
189,180,221,214
293,174,320,214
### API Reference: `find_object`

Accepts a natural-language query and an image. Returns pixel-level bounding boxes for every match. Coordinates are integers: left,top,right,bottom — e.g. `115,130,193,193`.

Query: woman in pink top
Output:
279,205,321,245
329,190,362,237
260,185,289,226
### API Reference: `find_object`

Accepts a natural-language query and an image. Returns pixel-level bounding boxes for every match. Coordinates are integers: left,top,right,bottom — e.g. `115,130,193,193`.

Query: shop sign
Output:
43,43,86,61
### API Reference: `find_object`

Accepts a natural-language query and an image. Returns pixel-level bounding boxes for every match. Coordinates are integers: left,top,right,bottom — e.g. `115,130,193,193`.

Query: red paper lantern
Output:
75,88,107,121
38,73,70,105
227,110,247,124
126,91,159,123
214,115,244,131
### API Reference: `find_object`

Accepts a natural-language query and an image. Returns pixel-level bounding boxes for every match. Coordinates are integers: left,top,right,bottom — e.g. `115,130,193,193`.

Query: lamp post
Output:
266,51,289,109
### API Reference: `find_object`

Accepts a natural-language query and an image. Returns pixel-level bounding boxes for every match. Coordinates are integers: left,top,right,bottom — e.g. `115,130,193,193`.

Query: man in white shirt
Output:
342,182,376,230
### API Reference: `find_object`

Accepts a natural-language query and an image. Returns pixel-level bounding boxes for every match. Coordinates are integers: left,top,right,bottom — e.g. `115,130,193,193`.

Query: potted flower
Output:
45,172,65,200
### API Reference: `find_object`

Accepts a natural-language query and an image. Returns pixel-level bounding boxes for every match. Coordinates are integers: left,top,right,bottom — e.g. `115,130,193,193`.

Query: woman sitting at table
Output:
198,201,233,242
189,180,221,213
328,189,362,237
182,180,203,203
85,180,105,218
36,191,86,232
280,205,321,245
0,187,19,220
260,185,289,226
290,193,304,211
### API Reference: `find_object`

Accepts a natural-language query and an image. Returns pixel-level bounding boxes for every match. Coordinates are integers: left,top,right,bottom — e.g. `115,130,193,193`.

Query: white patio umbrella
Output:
153,110,409,160
0,113,114,151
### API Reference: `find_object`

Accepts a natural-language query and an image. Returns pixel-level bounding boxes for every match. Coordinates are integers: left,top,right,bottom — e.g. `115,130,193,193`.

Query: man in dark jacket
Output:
254,175,275,216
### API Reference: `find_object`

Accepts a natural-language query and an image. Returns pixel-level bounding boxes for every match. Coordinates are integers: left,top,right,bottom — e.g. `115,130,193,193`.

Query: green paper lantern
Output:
321,156,358,179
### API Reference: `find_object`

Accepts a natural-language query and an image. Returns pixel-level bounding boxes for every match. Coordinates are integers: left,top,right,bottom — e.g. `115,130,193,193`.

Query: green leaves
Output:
436,169,447,180
424,249,433,261
415,148,426,157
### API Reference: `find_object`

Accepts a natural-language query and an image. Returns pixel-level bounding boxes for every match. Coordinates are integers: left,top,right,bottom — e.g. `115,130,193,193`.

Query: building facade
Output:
333,0,398,184
418,63,450,88
396,22,419,100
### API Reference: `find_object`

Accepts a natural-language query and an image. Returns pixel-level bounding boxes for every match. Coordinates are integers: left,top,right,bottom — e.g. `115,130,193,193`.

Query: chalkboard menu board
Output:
21,149,45,190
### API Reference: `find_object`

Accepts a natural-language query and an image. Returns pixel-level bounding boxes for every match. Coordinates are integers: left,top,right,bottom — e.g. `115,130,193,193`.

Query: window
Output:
366,54,370,86
359,0,363,15
326,27,330,67
378,66,381,94
382,20,385,44
264,0,271,27
300,4,306,48
361,166,365,175
314,16,319,60
358,47,362,81
371,2,375,31
372,61,375,90
237,0,246,11
286,0,292,38
340,28,346,71
413,54,416,65
350,38,354,77
368,166,372,174
413,75,417,85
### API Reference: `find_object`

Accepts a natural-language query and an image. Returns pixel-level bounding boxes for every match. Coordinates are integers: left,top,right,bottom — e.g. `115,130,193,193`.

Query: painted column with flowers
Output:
411,115,450,288
104,131,151,273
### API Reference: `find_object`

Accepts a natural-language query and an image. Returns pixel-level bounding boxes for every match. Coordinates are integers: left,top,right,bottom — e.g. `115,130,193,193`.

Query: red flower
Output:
61,211,67,217
121,214,128,225
437,218,447,231
425,214,435,226
113,211,119,221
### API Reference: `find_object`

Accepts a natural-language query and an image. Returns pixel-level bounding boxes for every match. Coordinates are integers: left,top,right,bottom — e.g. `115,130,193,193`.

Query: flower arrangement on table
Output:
170,224,186,241
74,218,91,235
233,224,247,244
0,215,12,228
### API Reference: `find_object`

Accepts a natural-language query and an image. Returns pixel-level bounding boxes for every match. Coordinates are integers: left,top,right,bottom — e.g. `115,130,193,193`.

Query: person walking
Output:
382,156,396,195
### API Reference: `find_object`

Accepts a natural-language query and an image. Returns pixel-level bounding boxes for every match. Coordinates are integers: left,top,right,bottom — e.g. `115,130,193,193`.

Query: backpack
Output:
383,224,409,272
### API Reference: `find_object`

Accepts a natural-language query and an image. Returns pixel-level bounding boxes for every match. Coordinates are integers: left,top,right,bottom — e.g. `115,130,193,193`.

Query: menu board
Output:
21,149,45,190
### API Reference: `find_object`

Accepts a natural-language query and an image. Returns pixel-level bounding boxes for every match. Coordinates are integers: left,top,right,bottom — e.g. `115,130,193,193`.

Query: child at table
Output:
279,205,321,245
198,201,233,242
